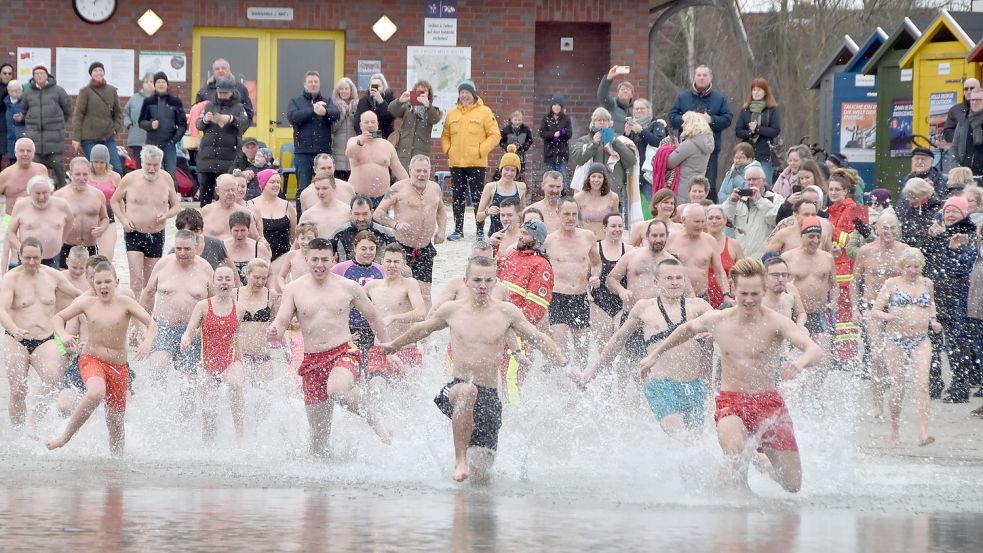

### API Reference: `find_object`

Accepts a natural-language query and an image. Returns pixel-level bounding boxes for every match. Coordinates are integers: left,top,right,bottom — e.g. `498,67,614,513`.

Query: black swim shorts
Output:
400,241,437,283
434,377,502,451
124,230,165,258
58,243,98,270
548,292,591,329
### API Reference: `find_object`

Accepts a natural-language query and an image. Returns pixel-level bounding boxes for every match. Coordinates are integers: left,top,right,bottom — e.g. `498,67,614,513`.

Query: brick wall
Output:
2,0,650,182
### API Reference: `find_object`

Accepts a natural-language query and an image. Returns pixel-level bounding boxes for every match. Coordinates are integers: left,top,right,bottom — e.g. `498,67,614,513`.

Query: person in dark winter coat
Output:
138,72,187,180
195,79,248,206
896,148,948,231
735,77,781,184
597,65,634,134
668,65,733,201
0,63,13,164
287,70,340,211
21,66,72,188
941,77,977,143
195,58,255,122
924,196,979,402
952,88,983,174
4,79,26,160
499,110,534,178
538,96,573,188
389,80,442,174
354,73,396,138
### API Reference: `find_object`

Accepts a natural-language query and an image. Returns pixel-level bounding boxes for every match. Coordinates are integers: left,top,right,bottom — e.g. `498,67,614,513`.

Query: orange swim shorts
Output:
79,354,130,413
714,390,799,452
298,342,360,405
365,345,422,379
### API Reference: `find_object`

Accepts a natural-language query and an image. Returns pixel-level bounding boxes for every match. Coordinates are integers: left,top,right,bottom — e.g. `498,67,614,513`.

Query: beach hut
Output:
862,18,927,191
899,10,983,145
808,36,860,156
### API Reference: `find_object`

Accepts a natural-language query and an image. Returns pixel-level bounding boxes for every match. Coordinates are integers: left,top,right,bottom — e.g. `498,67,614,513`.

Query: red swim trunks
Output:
365,345,422,379
298,342,361,405
714,390,799,452
79,354,129,413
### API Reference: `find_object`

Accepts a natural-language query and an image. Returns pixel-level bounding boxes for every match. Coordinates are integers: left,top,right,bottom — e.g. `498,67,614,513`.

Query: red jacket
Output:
497,248,553,324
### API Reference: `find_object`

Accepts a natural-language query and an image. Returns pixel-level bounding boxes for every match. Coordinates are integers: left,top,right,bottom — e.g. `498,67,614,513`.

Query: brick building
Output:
2,0,652,186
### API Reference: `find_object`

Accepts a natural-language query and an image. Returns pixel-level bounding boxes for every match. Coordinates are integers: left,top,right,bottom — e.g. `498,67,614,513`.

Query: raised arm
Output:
383,306,450,352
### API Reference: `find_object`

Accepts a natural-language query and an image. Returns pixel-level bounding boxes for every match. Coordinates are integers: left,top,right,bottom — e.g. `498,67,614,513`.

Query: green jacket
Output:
73,81,123,141
390,100,441,167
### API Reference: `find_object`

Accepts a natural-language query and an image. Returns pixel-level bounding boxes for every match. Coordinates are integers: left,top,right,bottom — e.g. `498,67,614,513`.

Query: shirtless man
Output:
640,258,823,492
373,154,446,304
380,256,566,483
579,259,713,435
782,216,837,354
53,157,111,267
525,171,564,232
488,197,521,254
431,241,507,310
0,238,81,428
542,197,601,367
764,199,832,254
299,171,352,240
277,221,318,289
3,175,74,271
346,111,408,208
141,231,215,409
268,238,391,455
0,137,48,217
300,153,355,211
761,255,806,326
850,213,910,418
110,145,181,295
364,243,427,384
666,204,729,299
201,174,262,241
46,262,155,455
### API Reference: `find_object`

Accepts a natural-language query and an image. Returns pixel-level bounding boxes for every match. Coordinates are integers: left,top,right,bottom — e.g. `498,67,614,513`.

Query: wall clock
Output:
74,0,117,24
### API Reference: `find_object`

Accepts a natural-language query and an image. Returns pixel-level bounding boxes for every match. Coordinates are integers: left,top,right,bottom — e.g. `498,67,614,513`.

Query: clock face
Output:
74,0,117,24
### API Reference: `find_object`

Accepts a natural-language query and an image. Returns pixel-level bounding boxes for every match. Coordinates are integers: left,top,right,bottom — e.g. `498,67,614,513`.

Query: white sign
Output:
55,47,135,96
938,62,951,76
407,46,471,138
16,47,51,82
138,51,187,84
900,68,913,82
246,7,294,21
424,18,458,46
855,74,875,87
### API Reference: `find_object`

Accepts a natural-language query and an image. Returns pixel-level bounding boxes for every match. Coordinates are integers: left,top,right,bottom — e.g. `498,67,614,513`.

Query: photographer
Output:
722,165,783,258
355,73,396,139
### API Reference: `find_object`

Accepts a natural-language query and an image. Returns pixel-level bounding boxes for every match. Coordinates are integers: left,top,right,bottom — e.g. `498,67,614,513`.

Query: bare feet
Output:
452,461,469,482
918,436,935,447
888,429,900,446
45,435,69,450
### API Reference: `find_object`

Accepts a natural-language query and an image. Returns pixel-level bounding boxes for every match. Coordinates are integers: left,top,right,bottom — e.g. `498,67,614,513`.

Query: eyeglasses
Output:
966,87,977,91
767,271,789,279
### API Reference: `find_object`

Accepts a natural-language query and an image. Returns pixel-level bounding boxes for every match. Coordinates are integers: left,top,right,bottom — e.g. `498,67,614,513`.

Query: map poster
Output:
406,46,471,138
138,51,187,84
56,47,135,96
839,101,877,164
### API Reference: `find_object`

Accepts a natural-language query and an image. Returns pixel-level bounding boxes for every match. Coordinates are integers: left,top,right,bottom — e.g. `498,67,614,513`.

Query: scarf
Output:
651,144,680,196
691,82,712,97
749,100,766,114
634,114,653,128
970,109,983,146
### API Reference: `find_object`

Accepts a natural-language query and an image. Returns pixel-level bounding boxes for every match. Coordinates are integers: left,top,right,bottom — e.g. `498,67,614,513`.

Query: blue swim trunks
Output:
643,377,707,428
150,320,200,373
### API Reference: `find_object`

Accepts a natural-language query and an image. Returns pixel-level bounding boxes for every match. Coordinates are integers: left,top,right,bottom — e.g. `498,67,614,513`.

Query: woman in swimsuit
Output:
476,145,527,235
87,144,121,260
590,212,633,341
180,266,246,443
248,170,296,279
705,205,744,308
574,163,619,240
235,259,281,388
224,211,272,286
628,189,682,246
871,248,941,447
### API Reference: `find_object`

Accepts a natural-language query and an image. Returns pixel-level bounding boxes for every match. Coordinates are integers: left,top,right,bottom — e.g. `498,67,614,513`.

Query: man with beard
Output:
3,175,74,270
110,145,181,295
525,171,564,232
328,195,394,263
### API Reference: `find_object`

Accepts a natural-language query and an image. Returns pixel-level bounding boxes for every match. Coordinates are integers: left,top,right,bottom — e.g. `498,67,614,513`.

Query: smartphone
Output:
615,66,631,75
410,91,423,106
370,130,382,139
370,84,380,91
791,184,803,194
600,127,615,145
737,188,754,197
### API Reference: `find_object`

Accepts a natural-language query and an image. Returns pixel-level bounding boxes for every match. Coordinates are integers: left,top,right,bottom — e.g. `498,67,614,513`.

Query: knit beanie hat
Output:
523,219,548,244
458,79,477,96
257,169,278,191
32,65,49,76
89,144,111,164
153,71,168,84
549,94,565,107
587,162,608,179
943,196,969,219
800,216,822,235
499,144,521,171
868,188,891,208
88,61,105,76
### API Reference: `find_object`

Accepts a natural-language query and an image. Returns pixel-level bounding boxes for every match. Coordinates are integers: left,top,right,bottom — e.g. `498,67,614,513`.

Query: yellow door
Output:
916,57,966,143
193,28,345,198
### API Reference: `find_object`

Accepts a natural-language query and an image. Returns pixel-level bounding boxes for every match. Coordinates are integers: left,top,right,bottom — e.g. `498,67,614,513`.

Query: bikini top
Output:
582,209,609,223
645,297,687,345
889,286,931,309
239,289,272,322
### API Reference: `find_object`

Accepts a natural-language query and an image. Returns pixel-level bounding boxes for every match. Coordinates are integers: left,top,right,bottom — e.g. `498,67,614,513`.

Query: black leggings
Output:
451,167,486,235
197,172,220,207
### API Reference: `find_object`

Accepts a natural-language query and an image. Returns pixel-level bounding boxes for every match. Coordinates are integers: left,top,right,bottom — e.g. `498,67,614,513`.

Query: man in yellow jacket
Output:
441,79,500,241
